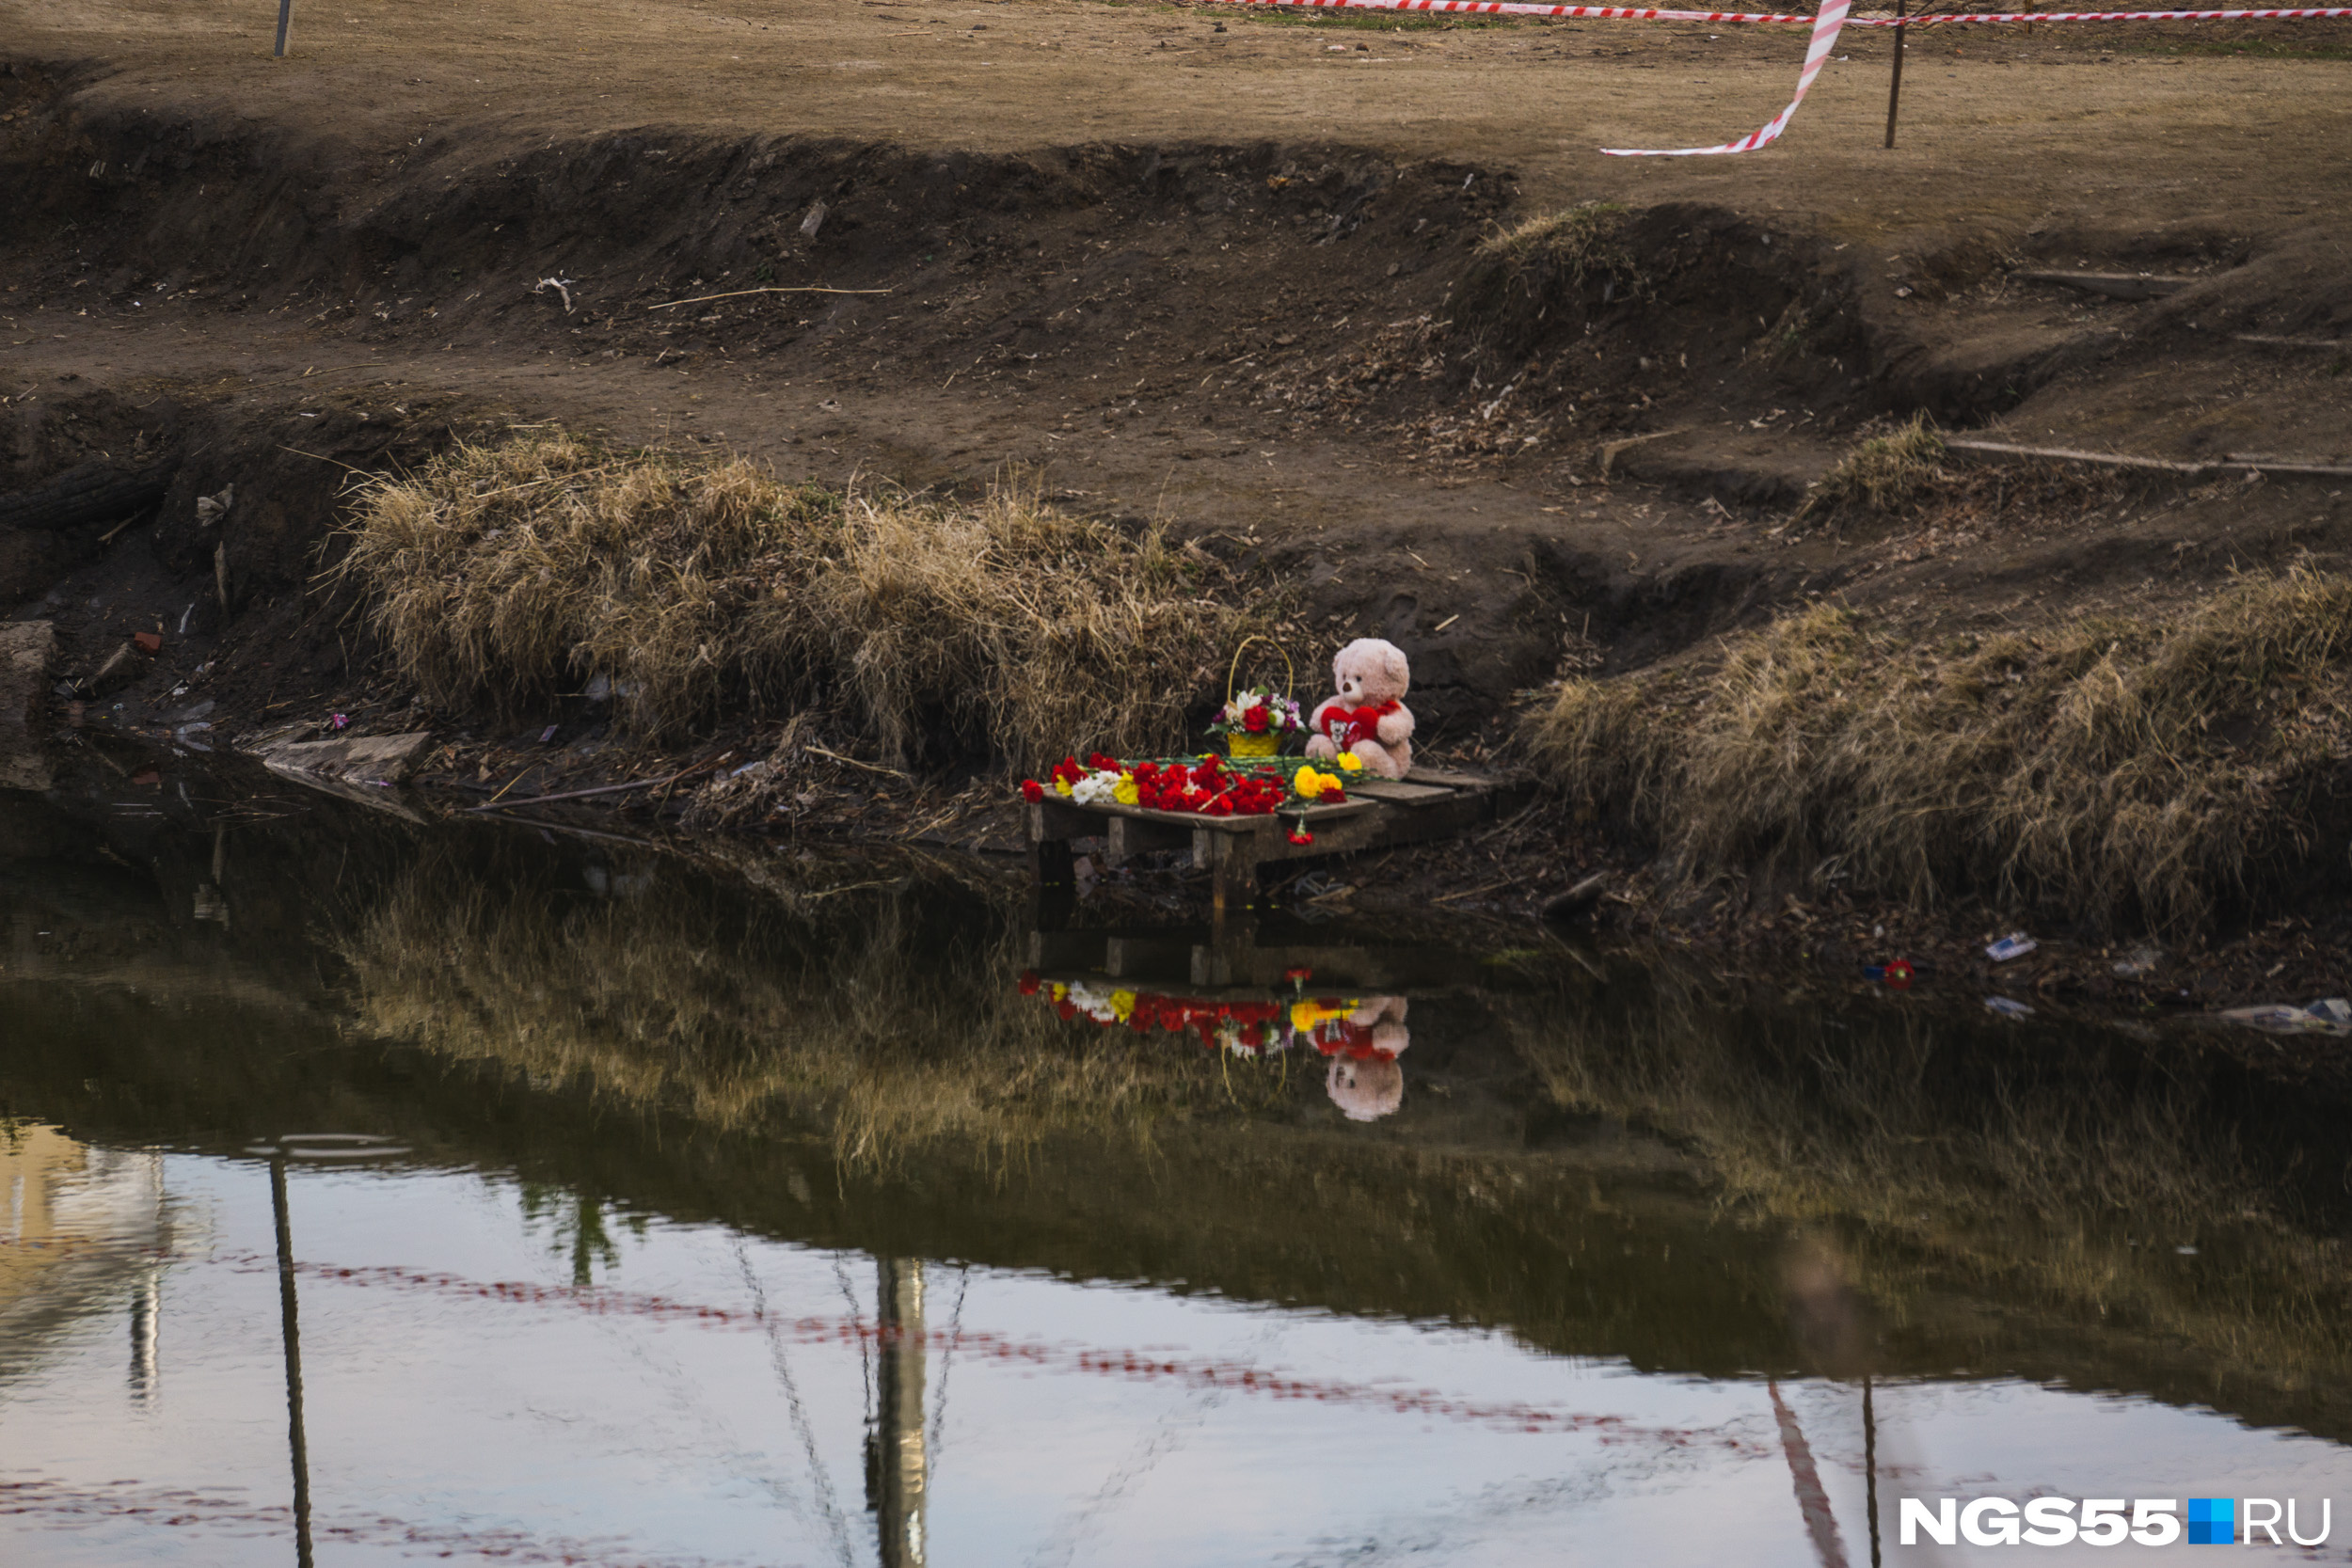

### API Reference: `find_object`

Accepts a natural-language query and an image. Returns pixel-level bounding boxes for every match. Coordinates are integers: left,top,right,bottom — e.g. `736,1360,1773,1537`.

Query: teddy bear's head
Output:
1327,1055,1405,1122
1331,638,1410,707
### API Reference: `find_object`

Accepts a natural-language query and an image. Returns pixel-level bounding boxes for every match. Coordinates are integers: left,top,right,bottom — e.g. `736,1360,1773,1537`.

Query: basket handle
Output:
1225,634,1295,706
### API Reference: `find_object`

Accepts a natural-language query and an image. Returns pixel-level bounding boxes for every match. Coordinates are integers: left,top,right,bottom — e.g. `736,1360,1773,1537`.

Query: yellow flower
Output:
1110,989,1137,1022
1054,776,1074,797
1337,752,1364,773
1290,998,1359,1032
1293,766,1327,800
1050,983,1069,1003
1113,775,1139,806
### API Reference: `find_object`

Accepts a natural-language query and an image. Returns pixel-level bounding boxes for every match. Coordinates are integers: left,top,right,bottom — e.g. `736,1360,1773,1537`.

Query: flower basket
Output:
1205,637,1304,756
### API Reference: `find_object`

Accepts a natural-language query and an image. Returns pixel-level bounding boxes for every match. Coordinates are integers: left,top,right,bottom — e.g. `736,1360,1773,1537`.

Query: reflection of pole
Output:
1863,1375,1882,1568
271,1157,315,1568
129,1273,160,1403
866,1259,928,1568
130,1152,164,1404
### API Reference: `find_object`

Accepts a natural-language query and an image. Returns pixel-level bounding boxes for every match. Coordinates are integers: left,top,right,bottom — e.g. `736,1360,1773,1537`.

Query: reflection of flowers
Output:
1025,974,1315,1056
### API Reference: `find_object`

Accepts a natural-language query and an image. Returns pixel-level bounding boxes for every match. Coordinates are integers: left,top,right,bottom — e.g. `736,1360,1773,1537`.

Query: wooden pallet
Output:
1026,764,1505,914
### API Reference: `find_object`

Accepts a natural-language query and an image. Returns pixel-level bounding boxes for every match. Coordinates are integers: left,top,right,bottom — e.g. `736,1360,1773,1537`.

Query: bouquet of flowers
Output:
1020,752,1355,818
1205,686,1306,743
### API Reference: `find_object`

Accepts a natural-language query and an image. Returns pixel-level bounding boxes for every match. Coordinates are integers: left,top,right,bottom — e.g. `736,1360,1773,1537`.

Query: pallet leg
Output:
1030,834,1075,890
1026,883,1075,938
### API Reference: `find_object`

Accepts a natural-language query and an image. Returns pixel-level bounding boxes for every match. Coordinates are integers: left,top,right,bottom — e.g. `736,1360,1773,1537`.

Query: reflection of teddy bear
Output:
1321,996,1410,1122
1304,638,1415,781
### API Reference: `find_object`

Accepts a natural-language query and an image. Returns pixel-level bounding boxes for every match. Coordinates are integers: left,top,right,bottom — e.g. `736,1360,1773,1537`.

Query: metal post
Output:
1883,0,1907,149
271,1157,315,1568
273,0,294,57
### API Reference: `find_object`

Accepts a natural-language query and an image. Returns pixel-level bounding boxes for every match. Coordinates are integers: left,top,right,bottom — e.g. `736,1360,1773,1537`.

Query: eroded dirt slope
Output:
1,0,2348,755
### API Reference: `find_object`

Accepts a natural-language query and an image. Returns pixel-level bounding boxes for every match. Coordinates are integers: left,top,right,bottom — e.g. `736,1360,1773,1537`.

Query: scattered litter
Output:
2175,1244,2200,1257
540,723,560,743
1984,932,2038,963
1863,958,1915,989
132,630,162,655
530,276,577,313
2110,942,2165,978
2215,999,2352,1037
194,483,233,526
799,201,827,239
329,712,351,731
1983,996,2034,1020
174,721,214,752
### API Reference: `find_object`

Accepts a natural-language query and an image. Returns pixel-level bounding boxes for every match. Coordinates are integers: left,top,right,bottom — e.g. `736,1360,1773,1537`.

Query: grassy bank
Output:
337,432,1276,768
1526,567,2352,933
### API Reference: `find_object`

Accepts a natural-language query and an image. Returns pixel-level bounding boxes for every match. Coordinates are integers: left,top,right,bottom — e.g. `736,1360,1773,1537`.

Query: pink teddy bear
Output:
1304,638,1415,781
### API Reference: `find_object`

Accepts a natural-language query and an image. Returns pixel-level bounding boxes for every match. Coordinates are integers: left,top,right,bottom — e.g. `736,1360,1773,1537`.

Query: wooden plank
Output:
2015,270,2189,301
1347,779,1459,806
1106,813,1191,867
1404,765,1493,788
1944,439,2214,477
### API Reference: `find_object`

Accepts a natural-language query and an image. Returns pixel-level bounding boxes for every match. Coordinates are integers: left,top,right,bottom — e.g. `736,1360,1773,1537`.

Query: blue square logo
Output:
2187,1498,2235,1544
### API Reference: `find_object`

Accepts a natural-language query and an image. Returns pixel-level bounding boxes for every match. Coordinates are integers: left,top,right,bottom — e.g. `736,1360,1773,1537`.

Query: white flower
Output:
1071,768,1123,804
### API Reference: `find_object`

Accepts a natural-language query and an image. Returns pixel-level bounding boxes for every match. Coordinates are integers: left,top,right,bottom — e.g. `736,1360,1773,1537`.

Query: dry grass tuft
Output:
1473,201,1640,283
1525,568,2352,931
1798,414,1948,522
337,432,1273,768
1457,201,1646,341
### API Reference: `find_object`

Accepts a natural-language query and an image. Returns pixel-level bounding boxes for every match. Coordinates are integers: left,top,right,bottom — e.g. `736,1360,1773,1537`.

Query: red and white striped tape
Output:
1218,0,2352,22
1211,0,2352,155
1607,0,1848,152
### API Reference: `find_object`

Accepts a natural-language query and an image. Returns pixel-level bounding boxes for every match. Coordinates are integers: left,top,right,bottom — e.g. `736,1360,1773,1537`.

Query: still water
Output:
4,753,2350,1565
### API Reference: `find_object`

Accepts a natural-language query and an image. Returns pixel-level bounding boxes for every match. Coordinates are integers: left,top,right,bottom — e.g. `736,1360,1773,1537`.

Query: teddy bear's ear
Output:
1382,641,1410,693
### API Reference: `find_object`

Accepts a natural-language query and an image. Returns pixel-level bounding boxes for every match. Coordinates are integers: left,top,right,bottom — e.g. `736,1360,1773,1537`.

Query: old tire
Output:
0,459,175,533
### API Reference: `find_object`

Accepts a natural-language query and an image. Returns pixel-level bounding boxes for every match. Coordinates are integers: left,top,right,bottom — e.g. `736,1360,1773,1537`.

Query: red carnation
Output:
1021,779,1044,802
1244,705,1270,734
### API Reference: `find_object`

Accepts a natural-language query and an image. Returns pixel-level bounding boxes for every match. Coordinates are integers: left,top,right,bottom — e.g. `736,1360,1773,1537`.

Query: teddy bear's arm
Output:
1375,706,1414,745
1307,696,1343,732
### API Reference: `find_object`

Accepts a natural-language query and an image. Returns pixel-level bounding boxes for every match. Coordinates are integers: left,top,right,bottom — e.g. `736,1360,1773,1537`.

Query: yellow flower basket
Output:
1216,635,1296,761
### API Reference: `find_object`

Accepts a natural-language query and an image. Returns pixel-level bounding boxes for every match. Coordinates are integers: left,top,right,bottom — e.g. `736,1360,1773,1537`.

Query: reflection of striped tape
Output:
1218,0,2352,157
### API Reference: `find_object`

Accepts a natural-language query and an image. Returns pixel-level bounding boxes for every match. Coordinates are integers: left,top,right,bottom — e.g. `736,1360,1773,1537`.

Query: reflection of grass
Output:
1501,958,2352,1406
338,844,1241,1168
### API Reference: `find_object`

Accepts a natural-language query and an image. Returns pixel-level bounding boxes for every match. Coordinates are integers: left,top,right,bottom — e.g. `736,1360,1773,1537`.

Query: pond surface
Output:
4,752,2350,1566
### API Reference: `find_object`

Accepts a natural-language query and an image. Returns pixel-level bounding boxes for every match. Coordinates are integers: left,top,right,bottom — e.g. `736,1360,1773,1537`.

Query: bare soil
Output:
2,0,2350,971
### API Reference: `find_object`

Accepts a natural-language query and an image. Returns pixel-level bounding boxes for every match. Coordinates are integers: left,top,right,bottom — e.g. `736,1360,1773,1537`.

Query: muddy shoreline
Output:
7,3,2351,1057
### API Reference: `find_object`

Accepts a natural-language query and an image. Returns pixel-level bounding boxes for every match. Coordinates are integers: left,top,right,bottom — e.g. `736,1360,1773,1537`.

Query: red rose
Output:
1021,779,1044,802
1018,971,1041,995
1244,705,1270,734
